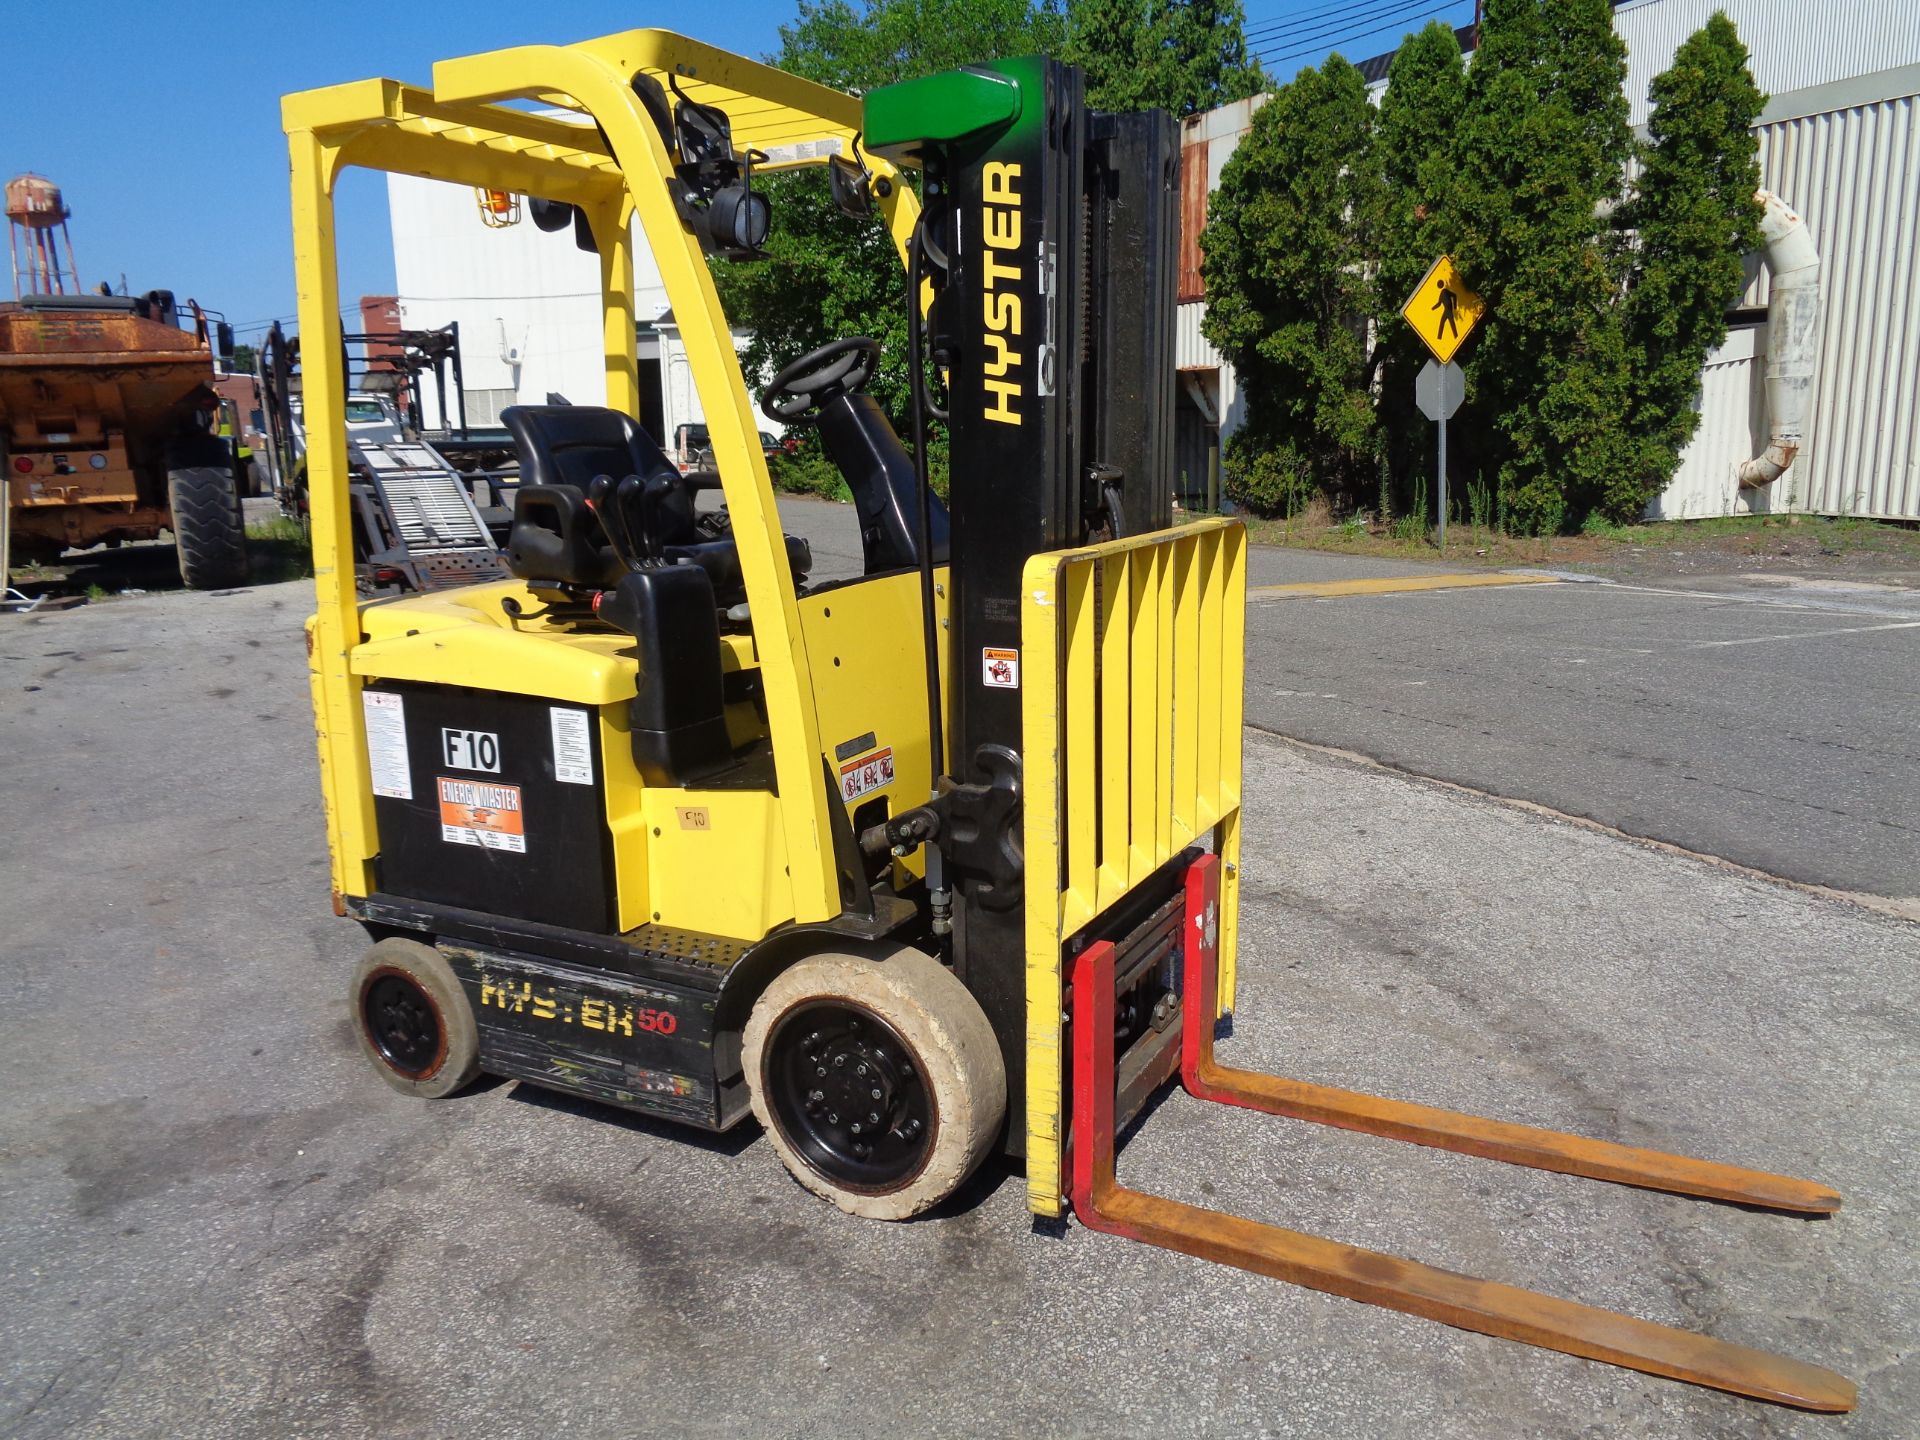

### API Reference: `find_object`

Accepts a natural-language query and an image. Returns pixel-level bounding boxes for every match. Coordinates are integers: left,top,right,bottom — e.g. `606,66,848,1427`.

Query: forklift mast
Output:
867,59,1181,1146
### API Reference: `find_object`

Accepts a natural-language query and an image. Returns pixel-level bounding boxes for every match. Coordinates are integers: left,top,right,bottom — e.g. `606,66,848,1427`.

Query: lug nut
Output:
816,1066,827,1077
856,1064,868,1077
810,1089,824,1102
853,1142,871,1158
868,1112,879,1124
827,1112,839,1124
851,1122,863,1134
834,1055,847,1067
870,1088,882,1100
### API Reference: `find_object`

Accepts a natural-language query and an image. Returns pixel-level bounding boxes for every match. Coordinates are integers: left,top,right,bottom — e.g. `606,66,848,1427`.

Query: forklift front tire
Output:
744,949,1005,1221
350,938,481,1099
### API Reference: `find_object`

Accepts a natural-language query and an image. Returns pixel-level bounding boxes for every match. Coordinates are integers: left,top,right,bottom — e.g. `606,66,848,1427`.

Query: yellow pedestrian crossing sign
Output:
1401,255,1484,365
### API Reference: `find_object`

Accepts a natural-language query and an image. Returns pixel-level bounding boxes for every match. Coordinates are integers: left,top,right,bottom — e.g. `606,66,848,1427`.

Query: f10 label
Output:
442,727,501,773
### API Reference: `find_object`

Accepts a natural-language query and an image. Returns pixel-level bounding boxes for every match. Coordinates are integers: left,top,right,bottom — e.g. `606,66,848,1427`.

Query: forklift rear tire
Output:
168,465,249,590
350,938,481,1099
744,948,1006,1220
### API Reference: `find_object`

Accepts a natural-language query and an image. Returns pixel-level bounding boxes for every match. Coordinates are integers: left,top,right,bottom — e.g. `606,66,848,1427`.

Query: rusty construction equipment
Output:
0,295,248,587
1070,854,1854,1412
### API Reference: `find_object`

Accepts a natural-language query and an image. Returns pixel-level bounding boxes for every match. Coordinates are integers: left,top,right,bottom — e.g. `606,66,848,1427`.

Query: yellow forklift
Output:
284,31,1852,1411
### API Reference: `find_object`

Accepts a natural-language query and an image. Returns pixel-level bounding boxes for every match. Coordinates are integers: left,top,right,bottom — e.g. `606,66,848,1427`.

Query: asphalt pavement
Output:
1241,564,1920,903
1,576,1914,1439
779,493,1919,902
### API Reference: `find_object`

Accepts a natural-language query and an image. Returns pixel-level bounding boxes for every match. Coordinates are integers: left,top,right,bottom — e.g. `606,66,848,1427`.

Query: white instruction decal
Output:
362,690,413,799
982,647,1020,690
550,706,594,785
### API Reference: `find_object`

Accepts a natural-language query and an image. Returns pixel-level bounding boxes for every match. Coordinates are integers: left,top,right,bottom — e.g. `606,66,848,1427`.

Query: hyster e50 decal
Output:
982,161,1023,426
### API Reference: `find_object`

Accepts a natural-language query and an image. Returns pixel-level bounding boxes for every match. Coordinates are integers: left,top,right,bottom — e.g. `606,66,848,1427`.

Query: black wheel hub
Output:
764,1000,934,1192
363,970,444,1078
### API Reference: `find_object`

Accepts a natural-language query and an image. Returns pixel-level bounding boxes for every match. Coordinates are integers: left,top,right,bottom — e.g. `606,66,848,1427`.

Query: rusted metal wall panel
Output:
1178,140,1208,303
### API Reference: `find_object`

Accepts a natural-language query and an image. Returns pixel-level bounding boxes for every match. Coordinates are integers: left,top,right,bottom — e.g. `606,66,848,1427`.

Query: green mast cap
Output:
863,68,1023,161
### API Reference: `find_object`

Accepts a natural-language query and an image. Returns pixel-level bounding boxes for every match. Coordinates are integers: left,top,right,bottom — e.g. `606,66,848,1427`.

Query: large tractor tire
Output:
168,464,249,589
744,947,1006,1220
349,938,482,1099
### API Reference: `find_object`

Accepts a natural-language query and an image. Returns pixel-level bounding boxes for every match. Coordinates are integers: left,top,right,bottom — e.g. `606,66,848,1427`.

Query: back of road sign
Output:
1415,360,1464,422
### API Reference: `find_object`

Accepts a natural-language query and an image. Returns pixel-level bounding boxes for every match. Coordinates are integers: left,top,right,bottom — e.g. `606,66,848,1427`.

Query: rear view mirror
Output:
216,321,235,361
529,198,575,233
828,155,873,220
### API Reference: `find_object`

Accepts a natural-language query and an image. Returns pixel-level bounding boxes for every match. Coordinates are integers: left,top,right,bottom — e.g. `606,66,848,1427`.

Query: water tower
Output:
6,173,82,298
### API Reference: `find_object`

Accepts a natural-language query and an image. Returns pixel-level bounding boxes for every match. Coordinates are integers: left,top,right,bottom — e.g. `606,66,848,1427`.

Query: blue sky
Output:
6,1,1469,340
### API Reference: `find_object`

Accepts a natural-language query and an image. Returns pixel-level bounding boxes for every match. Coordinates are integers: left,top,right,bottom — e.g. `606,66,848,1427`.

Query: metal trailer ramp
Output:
1068,854,1856,1413
354,439,507,590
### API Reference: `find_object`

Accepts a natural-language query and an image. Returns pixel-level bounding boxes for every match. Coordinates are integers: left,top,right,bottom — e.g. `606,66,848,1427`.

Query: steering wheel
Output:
761,336,881,422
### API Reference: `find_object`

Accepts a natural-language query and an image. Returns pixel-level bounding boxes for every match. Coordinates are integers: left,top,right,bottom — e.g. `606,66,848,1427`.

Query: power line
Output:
1249,0,1469,55
1244,0,1463,46
1252,0,1473,68
1242,0,1404,42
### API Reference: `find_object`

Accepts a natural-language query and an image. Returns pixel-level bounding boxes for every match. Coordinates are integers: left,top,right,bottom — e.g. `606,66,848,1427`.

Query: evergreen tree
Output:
1374,21,1468,514
1452,0,1632,531
1065,0,1267,117
1200,56,1381,512
1616,14,1767,520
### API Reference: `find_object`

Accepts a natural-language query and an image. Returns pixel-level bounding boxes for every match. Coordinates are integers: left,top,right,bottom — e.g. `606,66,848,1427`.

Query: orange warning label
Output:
437,776,527,853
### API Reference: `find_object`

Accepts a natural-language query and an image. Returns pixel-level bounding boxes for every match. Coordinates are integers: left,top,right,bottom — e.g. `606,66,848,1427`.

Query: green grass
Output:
1238,508,1920,570
246,515,315,584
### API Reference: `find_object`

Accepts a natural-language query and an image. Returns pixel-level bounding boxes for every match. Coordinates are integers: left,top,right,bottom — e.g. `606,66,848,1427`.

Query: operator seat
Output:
816,391,949,573
500,405,811,604
760,337,948,576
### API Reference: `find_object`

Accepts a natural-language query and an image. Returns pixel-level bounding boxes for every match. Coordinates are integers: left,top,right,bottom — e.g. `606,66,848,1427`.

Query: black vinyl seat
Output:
500,404,811,604
816,391,948,574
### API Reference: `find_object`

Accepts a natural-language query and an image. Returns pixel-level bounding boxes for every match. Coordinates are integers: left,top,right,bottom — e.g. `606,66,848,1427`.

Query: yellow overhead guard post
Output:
283,31,921,921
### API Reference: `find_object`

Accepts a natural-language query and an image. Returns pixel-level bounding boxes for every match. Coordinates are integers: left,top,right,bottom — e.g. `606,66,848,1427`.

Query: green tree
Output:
1615,14,1766,520
1373,21,1468,514
1064,0,1266,116
1200,55,1381,513
229,342,259,376
714,0,1067,435
1451,0,1633,531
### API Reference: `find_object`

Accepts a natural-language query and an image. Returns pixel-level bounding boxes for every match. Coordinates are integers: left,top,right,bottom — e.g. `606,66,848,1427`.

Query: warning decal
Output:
363,690,413,799
438,776,527,852
982,647,1020,690
839,746,895,803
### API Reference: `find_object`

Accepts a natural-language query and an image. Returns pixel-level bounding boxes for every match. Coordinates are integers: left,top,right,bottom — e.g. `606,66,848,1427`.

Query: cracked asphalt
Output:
1,539,1915,1438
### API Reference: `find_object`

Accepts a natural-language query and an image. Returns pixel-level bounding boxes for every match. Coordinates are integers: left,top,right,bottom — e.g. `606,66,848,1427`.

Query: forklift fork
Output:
1067,854,1855,1412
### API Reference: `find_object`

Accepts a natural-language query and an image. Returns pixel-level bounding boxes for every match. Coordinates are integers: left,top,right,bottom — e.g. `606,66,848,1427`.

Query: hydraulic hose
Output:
906,222,953,937
906,226,946,787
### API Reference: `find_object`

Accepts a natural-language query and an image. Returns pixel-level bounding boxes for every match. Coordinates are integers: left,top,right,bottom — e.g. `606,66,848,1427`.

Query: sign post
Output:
1415,359,1466,548
1402,256,1485,549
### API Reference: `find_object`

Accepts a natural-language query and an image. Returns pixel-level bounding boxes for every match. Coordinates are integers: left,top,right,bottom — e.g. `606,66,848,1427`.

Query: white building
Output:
1175,0,1920,520
385,172,763,453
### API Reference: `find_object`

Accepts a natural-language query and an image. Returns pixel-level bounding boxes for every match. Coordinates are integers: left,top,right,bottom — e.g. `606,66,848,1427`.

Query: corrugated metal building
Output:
1177,0,1920,520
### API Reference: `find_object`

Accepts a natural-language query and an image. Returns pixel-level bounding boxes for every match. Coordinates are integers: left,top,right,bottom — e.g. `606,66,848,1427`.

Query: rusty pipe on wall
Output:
1738,190,1820,489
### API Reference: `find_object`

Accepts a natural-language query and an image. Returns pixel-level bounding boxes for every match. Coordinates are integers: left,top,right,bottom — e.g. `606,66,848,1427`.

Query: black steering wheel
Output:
761,336,881,422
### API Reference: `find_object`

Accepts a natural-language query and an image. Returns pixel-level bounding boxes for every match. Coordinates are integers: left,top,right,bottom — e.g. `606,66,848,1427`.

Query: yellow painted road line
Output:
1247,572,1560,601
